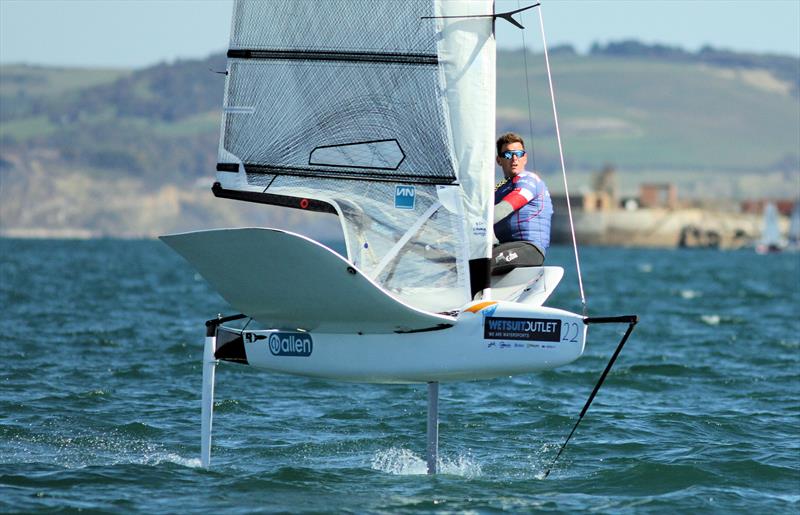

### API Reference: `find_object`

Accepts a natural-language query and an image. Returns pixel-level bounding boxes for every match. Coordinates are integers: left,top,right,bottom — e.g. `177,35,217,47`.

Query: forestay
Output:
216,0,495,313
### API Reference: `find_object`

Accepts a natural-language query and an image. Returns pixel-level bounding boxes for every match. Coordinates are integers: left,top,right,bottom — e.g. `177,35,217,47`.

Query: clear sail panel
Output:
223,59,455,183
246,173,468,312
230,0,438,54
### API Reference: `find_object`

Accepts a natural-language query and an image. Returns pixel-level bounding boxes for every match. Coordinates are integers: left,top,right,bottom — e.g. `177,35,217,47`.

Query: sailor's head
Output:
496,132,527,179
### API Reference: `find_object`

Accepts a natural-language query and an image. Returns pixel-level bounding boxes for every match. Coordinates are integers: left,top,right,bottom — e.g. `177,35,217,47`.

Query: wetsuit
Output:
493,170,553,253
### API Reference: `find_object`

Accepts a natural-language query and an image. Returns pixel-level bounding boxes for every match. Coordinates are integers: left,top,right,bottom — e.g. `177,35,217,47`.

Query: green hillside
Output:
497,50,799,172
0,56,226,187
0,66,129,140
2,49,798,176
1,45,798,237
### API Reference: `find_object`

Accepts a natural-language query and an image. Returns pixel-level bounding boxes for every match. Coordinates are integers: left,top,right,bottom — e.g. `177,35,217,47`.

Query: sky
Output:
0,0,798,69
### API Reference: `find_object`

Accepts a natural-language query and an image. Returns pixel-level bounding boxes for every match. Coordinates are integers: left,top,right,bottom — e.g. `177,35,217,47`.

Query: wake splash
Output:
6,426,202,470
139,451,201,468
370,447,482,477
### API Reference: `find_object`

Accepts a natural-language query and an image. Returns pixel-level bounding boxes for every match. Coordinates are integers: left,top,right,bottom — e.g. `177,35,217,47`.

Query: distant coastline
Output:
1,42,797,243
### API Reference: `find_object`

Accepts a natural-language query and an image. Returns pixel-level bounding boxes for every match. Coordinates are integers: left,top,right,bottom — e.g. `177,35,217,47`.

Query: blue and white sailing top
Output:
494,170,553,251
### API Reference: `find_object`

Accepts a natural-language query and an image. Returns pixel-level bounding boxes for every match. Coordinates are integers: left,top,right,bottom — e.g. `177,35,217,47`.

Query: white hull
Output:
162,228,586,383
221,301,586,383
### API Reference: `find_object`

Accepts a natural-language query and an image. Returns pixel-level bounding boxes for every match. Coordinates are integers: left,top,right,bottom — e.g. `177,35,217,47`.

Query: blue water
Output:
1,239,798,513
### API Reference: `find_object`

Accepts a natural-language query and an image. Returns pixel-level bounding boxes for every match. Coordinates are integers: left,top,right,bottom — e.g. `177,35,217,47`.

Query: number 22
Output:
562,322,579,343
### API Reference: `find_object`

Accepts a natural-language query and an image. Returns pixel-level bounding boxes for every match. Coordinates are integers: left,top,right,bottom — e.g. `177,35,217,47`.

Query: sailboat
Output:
162,0,637,473
756,202,786,254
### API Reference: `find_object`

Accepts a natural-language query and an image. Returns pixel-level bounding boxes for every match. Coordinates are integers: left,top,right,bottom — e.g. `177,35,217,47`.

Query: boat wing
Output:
491,266,564,306
161,228,455,334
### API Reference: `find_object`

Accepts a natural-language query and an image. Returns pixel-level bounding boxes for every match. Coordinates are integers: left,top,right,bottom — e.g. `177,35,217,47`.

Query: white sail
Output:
215,0,495,312
437,1,496,295
758,203,784,248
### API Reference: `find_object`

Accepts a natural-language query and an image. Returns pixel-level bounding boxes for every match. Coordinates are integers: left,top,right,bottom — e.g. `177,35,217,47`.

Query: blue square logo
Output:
394,185,415,209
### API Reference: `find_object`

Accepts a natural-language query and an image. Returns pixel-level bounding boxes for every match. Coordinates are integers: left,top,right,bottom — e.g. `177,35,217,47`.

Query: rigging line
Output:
518,0,547,295
536,5,587,314
241,317,253,333
543,315,638,478
421,3,540,29
262,174,278,194
518,0,537,171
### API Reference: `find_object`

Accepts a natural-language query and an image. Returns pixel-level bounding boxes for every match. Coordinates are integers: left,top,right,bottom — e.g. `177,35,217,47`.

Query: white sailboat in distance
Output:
161,0,638,474
756,202,787,254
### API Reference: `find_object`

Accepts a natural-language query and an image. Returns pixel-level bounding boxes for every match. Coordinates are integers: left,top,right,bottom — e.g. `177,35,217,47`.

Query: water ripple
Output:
2,240,798,513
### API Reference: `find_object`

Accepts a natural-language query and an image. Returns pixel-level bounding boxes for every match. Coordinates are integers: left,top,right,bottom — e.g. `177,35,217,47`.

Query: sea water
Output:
1,239,798,513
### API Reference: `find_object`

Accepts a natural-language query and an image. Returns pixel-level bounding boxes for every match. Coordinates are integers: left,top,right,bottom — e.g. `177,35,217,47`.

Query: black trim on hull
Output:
205,313,247,337
227,48,438,65
212,182,338,215
394,323,453,334
214,327,249,365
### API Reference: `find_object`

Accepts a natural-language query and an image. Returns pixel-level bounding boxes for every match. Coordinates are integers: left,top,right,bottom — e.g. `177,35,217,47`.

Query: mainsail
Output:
215,0,495,312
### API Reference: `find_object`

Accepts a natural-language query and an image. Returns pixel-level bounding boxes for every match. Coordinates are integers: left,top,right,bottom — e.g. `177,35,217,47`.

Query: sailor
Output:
492,132,553,274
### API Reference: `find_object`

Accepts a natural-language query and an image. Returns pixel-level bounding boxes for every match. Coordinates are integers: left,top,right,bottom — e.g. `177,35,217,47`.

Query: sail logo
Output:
484,316,561,342
268,332,313,357
395,185,416,209
473,220,487,236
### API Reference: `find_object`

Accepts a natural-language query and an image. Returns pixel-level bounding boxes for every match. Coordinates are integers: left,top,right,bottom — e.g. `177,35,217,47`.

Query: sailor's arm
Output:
494,186,533,223
494,200,515,223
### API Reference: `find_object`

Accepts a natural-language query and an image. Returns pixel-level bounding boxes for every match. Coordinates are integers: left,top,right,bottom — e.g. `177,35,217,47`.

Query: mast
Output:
436,0,496,300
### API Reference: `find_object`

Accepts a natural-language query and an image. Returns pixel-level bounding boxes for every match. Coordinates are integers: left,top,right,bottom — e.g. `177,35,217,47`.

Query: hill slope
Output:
498,51,799,172
1,45,798,237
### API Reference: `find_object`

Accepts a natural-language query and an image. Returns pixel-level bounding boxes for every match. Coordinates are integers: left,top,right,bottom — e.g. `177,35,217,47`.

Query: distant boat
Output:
755,202,786,254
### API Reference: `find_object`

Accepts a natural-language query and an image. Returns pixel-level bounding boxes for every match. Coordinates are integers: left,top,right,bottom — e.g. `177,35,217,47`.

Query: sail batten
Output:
227,49,438,65
243,167,455,185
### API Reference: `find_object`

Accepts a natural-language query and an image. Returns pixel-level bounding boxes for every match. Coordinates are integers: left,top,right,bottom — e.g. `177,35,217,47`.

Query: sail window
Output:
309,139,405,170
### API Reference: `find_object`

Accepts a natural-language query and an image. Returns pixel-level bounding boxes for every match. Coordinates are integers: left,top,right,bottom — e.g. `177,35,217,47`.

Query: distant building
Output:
740,199,796,216
639,183,678,209
550,176,761,248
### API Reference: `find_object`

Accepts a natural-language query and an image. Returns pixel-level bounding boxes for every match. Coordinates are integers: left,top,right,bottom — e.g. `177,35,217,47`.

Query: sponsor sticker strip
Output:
484,316,561,342
244,332,313,357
